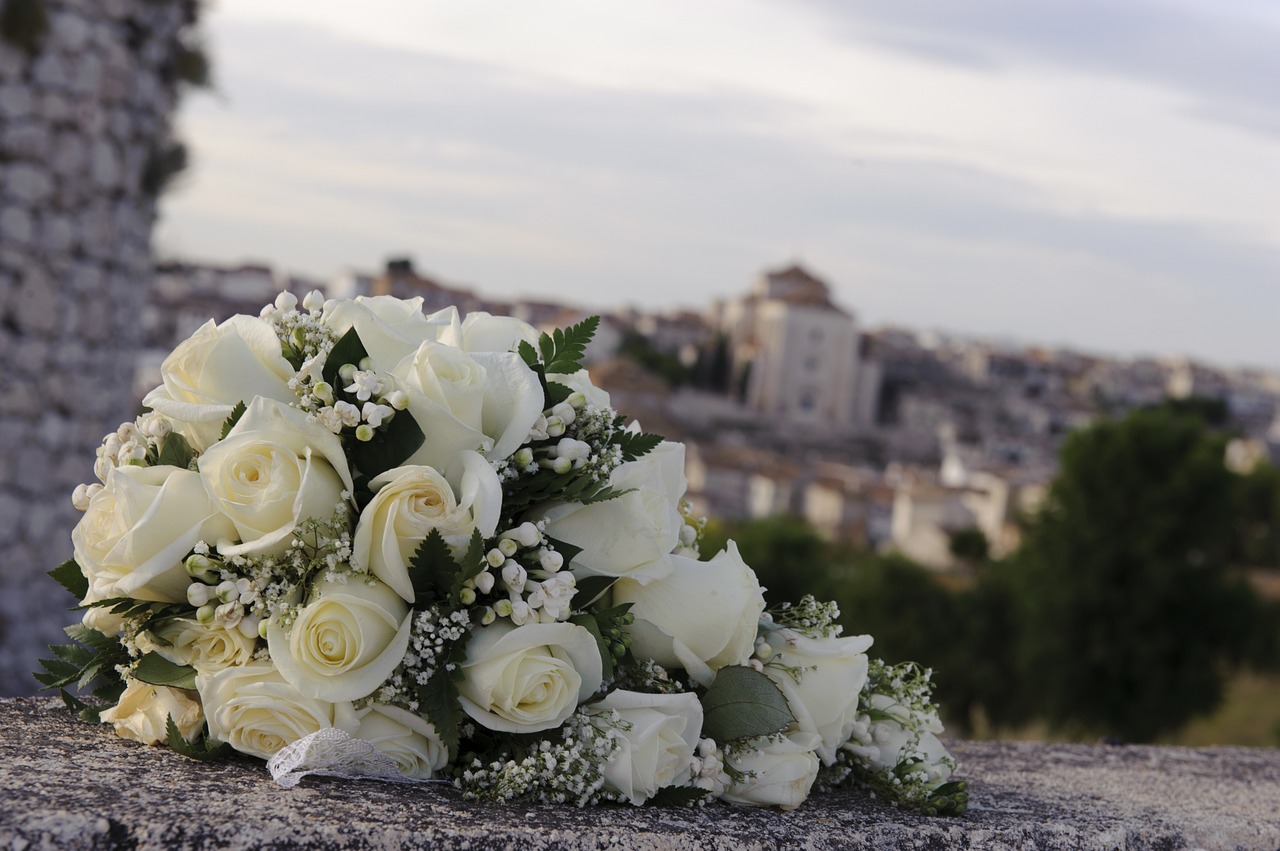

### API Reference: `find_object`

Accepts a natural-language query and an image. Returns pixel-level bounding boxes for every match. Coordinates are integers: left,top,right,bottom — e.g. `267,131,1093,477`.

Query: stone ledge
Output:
1,698,1277,851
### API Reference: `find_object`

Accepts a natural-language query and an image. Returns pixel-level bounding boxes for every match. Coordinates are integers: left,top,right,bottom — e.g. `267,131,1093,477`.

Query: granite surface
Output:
2,697,1278,850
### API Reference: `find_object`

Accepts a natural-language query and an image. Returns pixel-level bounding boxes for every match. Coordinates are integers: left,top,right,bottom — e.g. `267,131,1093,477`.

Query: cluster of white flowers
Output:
73,413,180,509
764,596,844,640
465,521,577,626
370,605,472,712
456,709,623,806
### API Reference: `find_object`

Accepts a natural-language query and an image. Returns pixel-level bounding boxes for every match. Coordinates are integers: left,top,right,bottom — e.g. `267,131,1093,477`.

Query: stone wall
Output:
2,698,1279,850
0,0,197,695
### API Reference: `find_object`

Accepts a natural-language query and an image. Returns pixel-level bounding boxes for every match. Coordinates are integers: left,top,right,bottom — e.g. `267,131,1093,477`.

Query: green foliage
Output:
699,665,795,742
50,558,87,601
153,432,196,470
35,625,129,708
167,716,231,762
1010,406,1256,741
418,668,463,759
618,331,693,387
220,401,247,440
539,316,599,375
132,653,197,690
141,141,189,196
0,0,48,53
406,529,485,609
569,603,632,682
645,785,712,807
947,527,989,564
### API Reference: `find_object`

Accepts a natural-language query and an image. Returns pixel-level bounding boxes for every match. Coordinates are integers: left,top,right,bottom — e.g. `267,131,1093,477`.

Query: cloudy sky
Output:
156,0,1280,369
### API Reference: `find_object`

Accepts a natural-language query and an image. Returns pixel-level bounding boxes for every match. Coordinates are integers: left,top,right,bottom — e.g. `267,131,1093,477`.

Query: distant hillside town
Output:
141,258,1280,571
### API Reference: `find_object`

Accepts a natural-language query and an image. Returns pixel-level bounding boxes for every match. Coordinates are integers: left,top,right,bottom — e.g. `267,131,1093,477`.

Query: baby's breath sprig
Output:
453,708,625,806
763,595,844,639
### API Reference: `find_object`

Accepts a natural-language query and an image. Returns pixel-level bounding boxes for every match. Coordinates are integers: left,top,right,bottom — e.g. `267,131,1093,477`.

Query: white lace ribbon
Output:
267,727,444,788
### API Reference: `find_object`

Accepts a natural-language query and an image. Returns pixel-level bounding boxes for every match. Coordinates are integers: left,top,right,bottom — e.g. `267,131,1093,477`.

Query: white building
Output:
713,264,863,431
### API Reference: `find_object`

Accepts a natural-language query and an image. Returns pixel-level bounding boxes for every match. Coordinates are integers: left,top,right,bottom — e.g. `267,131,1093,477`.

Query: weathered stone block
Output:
0,699,1278,850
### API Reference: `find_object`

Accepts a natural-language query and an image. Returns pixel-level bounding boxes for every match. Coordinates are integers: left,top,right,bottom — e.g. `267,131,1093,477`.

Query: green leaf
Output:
49,558,87,601
156,432,196,470
166,716,231,762
543,316,599,374
132,653,198,690
572,574,613,608
418,669,462,760
449,529,487,607
407,529,454,607
614,430,664,462
517,339,540,369
350,409,425,486
322,326,369,388
645,785,712,807
569,612,614,682
544,381,573,407
700,665,795,743
220,401,248,440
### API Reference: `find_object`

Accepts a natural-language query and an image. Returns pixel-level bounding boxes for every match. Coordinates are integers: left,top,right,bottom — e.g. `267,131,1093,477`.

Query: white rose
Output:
534,441,686,584
862,693,953,785
142,315,297,451
351,452,502,604
147,617,258,674
99,679,204,745
456,621,603,734
763,629,874,765
198,662,359,760
267,574,412,702
392,341,544,469
72,464,236,604
720,732,822,811
323,295,441,369
589,690,703,805
432,309,540,354
613,542,766,686
199,398,353,558
352,703,449,780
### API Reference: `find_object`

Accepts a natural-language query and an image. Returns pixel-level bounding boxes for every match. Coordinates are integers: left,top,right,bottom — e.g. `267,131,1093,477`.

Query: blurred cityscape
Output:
143,256,1280,573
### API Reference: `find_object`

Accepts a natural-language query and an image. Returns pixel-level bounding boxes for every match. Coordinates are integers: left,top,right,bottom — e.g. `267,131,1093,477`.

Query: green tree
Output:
1011,407,1257,741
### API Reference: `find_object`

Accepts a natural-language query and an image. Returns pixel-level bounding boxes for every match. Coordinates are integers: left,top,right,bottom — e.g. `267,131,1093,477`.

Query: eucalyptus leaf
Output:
700,665,795,743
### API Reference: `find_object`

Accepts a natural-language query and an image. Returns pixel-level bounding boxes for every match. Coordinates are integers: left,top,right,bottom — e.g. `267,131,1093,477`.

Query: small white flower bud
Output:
338,363,358,383
679,524,698,546
93,457,112,482
458,587,477,606
355,424,375,442
185,554,215,576
552,457,572,474
486,548,507,568
71,483,94,511
502,563,527,593
493,599,513,618
196,604,217,625
303,290,326,312
383,390,410,411
550,402,576,425
216,601,243,628
514,447,534,468
538,550,564,572
216,580,238,604
259,618,271,639
513,522,542,547
497,538,519,558
567,392,586,408
698,738,717,758
753,640,773,661
275,291,298,312
545,416,566,438
474,571,496,595
187,583,212,608
747,658,764,672
509,600,532,625
313,381,335,404
479,606,497,626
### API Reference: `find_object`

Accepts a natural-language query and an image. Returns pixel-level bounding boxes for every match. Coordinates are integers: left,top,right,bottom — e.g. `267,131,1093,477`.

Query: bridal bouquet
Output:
39,292,966,815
